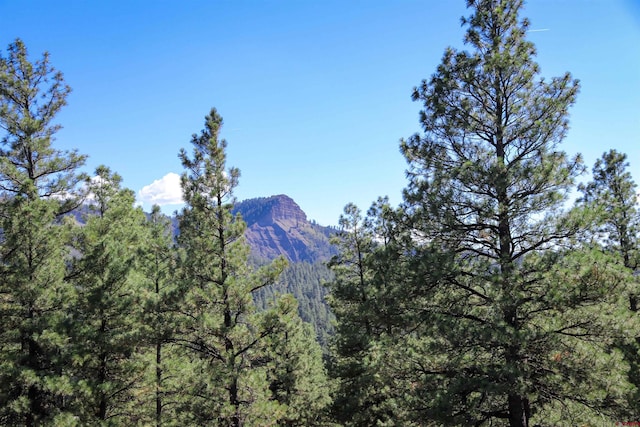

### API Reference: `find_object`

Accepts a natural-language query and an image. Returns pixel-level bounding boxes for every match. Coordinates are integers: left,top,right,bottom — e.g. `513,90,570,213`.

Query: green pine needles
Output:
0,42,331,426
2,1,640,425
328,0,640,426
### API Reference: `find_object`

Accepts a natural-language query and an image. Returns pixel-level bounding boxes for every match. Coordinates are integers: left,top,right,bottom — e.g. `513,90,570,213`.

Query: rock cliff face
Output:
233,195,335,263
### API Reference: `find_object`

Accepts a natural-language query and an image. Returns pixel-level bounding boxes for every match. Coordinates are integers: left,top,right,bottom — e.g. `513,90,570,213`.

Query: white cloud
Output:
73,174,109,204
138,173,184,206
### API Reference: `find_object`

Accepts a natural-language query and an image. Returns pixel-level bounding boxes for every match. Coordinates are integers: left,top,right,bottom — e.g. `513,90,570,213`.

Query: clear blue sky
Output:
1,0,639,225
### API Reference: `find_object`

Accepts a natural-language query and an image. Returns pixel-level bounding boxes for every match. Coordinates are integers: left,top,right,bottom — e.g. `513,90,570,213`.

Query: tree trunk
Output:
97,316,108,420
156,340,162,427
508,394,530,427
97,353,108,420
156,272,163,427
230,375,241,427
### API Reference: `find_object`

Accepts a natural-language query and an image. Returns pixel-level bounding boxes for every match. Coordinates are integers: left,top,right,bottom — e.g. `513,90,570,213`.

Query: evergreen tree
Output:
328,203,378,425
0,38,85,425
328,200,410,426
579,150,640,416
0,39,86,210
139,205,183,427
176,108,287,426
262,294,333,427
67,166,148,424
392,0,636,425
579,150,639,286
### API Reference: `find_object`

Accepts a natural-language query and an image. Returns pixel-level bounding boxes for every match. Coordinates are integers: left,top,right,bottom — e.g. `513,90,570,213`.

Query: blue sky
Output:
1,0,639,226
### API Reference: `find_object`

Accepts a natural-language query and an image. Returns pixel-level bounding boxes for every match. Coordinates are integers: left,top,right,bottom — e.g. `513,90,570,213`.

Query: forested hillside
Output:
254,261,335,350
2,0,639,426
233,194,336,349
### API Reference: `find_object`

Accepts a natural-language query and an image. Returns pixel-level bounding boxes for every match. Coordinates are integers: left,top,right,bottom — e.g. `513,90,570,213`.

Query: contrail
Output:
527,28,550,32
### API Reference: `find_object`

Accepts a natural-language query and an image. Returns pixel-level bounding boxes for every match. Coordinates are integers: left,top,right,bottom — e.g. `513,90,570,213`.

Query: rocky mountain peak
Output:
233,195,334,263
252,194,307,227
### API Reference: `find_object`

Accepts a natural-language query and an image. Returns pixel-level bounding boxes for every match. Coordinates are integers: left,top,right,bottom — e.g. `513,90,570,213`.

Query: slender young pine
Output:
140,205,180,427
176,108,287,426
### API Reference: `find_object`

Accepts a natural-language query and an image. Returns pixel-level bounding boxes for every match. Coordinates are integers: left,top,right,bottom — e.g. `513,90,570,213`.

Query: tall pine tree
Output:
392,0,637,424
176,108,287,426
0,38,86,425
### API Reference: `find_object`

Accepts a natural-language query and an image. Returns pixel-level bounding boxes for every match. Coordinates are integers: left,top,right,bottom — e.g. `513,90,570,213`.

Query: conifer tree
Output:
579,150,640,416
328,203,380,425
139,205,183,427
262,294,333,427
328,200,410,426
176,108,287,426
67,166,148,424
579,150,639,282
0,39,86,210
0,38,85,425
393,0,636,425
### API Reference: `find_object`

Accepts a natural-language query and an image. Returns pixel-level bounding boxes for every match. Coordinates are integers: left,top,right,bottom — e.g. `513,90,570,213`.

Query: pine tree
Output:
395,0,636,425
328,200,410,426
262,294,333,426
328,203,379,425
0,39,86,210
67,166,149,424
139,205,183,426
579,150,640,416
176,108,287,426
0,38,86,425
579,150,639,284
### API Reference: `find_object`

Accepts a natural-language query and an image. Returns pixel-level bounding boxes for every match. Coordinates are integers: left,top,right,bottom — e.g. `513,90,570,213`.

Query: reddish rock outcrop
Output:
234,195,335,263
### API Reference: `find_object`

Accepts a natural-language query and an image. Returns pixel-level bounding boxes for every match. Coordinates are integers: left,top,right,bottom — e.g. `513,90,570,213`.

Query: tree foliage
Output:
255,261,335,350
175,108,329,426
4,6,640,424
579,150,640,416
261,294,333,426
329,1,639,426
0,38,86,426
138,205,183,427
67,166,149,424
328,199,411,426
579,149,640,274
0,38,86,210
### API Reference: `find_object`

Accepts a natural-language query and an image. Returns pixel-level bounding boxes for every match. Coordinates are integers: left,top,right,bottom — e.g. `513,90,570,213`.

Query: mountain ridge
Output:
233,194,336,263
233,194,336,346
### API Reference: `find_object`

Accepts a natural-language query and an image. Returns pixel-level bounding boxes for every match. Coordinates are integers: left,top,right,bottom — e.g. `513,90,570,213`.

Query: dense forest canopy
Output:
1,0,639,426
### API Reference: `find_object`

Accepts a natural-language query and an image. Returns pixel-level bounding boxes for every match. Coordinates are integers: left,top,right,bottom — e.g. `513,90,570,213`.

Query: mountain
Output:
233,194,336,263
233,195,337,348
